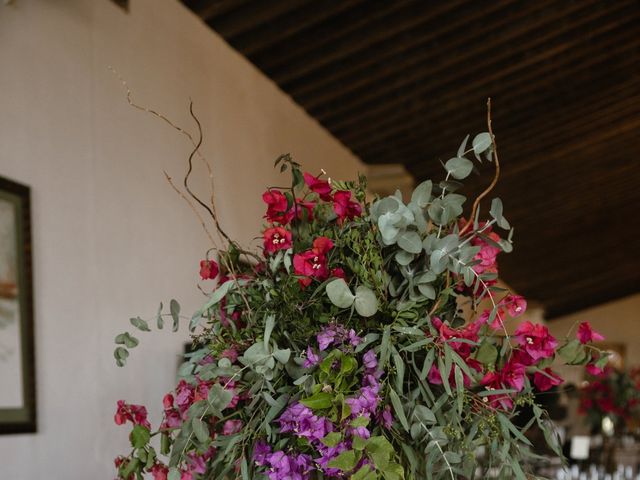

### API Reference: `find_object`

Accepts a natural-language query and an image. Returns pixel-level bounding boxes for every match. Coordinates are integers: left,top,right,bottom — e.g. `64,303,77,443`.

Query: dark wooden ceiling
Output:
182,0,640,319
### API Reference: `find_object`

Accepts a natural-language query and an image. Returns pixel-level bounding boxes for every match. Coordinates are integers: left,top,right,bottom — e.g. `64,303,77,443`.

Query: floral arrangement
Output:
111,104,607,480
579,365,640,433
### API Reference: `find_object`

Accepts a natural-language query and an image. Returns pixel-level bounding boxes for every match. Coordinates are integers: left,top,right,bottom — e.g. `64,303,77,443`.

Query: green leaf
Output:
321,432,342,447
201,279,235,312
395,249,414,266
300,391,333,410
168,468,181,480
472,132,492,155
130,316,151,332
388,388,409,432
417,283,435,299
156,302,164,329
130,425,150,448
457,134,470,157
397,230,422,254
170,299,180,332
454,365,464,414
413,404,436,424
354,286,378,317
192,417,209,443
411,180,432,208
353,466,377,480
366,436,395,470
328,449,359,472
445,157,473,180
208,383,233,412
326,278,355,308
160,432,170,455
264,314,275,349
557,339,583,364
475,342,498,365
273,348,291,364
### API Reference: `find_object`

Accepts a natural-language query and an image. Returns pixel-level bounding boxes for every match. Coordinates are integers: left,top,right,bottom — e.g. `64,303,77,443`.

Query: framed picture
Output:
0,176,36,434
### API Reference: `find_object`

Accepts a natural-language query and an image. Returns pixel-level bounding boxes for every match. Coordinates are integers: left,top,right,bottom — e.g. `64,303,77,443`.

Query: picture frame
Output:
0,175,36,434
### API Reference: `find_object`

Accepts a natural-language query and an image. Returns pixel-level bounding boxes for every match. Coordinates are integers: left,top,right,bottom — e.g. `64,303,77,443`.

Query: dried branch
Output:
459,98,501,236
184,101,233,245
164,172,217,247
109,66,223,244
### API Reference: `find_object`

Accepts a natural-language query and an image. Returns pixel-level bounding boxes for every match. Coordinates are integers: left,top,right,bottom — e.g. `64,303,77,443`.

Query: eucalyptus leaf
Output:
354,286,378,317
326,278,355,308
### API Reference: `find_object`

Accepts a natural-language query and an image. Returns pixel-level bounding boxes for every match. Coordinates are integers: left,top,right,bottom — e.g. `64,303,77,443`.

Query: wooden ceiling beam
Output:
259,0,472,81
292,0,556,108
339,20,638,153
325,2,636,138
228,0,368,55
208,0,311,38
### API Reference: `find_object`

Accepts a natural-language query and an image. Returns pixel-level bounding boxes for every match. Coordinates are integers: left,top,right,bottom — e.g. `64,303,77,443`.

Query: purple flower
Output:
363,350,378,370
278,403,332,443
380,405,394,429
316,323,361,351
303,346,320,368
253,441,272,467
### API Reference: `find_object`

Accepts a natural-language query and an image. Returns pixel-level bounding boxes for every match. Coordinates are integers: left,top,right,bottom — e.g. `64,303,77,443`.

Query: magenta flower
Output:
150,463,169,480
199,259,219,280
222,419,243,435
263,226,292,255
304,172,333,201
514,321,558,362
114,400,151,429
500,360,526,392
533,368,563,392
480,371,514,410
263,190,294,225
577,321,604,344
293,236,334,287
303,346,320,368
333,190,362,223
502,294,527,318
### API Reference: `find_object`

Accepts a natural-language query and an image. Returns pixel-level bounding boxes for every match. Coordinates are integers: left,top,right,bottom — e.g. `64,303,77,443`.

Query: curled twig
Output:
459,98,501,236
109,67,225,245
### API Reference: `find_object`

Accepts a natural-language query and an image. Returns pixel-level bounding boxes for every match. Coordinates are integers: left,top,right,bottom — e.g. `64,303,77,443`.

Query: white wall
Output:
0,0,365,477
547,293,640,385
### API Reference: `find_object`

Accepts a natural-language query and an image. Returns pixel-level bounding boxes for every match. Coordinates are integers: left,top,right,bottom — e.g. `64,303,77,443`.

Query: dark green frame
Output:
0,176,36,434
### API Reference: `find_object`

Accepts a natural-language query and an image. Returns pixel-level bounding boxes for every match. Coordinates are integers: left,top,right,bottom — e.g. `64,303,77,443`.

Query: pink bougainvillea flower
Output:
586,363,605,376
501,360,527,392
262,190,294,225
296,198,316,222
477,308,506,330
533,368,563,392
293,236,334,287
480,371,514,410
220,348,239,363
222,419,243,435
150,464,169,480
577,321,605,344
161,393,182,429
514,321,558,362
304,172,333,201
330,267,346,279
333,190,362,223
114,400,151,429
502,294,527,318
263,227,292,254
199,259,219,280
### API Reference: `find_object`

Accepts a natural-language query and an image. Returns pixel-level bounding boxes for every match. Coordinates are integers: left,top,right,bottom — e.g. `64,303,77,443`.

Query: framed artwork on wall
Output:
0,175,36,434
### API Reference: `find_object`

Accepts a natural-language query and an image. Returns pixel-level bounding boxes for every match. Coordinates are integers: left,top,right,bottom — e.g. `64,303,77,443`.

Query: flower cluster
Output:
112,136,607,480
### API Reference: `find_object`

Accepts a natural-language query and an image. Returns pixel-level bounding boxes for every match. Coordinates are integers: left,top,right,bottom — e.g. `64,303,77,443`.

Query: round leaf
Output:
472,132,492,154
444,157,473,180
354,286,378,317
397,230,422,254
326,278,355,308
